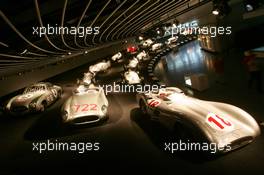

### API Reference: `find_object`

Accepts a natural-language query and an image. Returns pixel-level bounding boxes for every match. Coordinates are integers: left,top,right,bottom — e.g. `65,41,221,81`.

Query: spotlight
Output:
212,9,220,15
244,0,260,12
212,0,231,17
20,49,28,55
246,4,254,11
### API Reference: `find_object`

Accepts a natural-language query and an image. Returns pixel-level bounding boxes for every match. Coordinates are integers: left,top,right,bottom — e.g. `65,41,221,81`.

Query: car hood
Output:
11,92,45,107
125,72,141,84
67,92,101,119
158,95,260,144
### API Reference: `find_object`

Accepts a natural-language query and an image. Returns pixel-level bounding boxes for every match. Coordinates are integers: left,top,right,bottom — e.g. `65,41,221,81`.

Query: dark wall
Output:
217,1,264,50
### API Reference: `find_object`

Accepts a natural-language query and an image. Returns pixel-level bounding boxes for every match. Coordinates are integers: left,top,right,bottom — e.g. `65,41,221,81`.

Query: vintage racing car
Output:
82,72,95,85
126,57,139,69
127,46,138,54
6,82,62,114
142,39,154,48
136,50,149,61
167,36,178,45
123,70,143,85
61,85,108,125
137,87,261,154
89,60,111,74
111,52,122,62
151,43,163,52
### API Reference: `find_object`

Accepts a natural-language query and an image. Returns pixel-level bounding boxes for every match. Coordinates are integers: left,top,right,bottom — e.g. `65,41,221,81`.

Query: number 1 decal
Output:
147,99,161,107
206,113,233,131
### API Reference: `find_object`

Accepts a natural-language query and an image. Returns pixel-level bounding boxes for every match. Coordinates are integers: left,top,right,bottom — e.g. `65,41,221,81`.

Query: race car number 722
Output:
73,104,97,112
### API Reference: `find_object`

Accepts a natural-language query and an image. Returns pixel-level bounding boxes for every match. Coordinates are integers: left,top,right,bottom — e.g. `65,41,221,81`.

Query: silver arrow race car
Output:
123,70,143,85
89,60,111,74
61,85,108,125
6,82,62,115
137,87,261,153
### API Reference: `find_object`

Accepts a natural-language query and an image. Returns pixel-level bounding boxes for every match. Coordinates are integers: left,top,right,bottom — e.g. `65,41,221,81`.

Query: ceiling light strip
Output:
99,0,140,43
118,0,174,39
126,0,188,37
92,0,128,44
60,0,79,51
0,53,42,60
106,0,151,41
145,0,211,32
74,0,93,48
84,0,112,46
34,0,67,53
111,0,159,41
0,10,60,55
0,42,9,48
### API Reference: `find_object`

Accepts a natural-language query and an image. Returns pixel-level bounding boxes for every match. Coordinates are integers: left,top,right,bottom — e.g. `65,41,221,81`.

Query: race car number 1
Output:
147,99,161,107
206,113,233,131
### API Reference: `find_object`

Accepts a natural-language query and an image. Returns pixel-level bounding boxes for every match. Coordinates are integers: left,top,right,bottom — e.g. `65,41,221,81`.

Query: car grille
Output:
11,106,28,113
72,115,100,124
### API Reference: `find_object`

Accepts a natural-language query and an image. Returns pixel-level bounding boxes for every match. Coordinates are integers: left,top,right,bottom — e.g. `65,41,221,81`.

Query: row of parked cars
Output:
3,36,261,154
2,37,171,120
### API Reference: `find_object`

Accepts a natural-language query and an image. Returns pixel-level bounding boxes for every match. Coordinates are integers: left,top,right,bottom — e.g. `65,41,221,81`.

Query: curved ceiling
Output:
0,0,211,76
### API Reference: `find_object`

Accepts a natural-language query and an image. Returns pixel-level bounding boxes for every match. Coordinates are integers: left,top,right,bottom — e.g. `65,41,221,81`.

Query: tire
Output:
139,100,148,116
58,90,62,98
40,101,47,112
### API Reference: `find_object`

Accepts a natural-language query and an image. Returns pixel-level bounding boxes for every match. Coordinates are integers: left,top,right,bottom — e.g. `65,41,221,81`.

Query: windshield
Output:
157,88,184,101
24,85,46,94
74,85,99,94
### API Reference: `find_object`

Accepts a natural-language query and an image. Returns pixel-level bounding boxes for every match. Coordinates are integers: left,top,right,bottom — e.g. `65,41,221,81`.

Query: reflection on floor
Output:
155,40,264,123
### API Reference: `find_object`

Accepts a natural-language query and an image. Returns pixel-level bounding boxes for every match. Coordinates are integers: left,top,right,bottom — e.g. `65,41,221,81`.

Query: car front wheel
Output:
40,101,47,112
139,100,148,115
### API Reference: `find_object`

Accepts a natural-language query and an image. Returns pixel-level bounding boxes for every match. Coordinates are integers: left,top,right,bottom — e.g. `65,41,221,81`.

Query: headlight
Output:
62,111,68,121
29,102,37,108
101,105,107,113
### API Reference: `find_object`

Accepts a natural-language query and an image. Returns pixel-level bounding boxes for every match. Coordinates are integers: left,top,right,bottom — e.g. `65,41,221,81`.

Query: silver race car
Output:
136,50,149,61
142,39,154,48
61,85,108,125
137,87,261,153
167,36,178,45
82,72,95,85
6,82,62,115
111,52,122,62
126,57,139,69
123,70,142,85
151,43,163,52
89,60,111,74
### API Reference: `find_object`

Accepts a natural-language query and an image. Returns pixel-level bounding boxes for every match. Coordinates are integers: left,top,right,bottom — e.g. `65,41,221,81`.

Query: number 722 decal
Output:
73,104,97,112
206,113,234,131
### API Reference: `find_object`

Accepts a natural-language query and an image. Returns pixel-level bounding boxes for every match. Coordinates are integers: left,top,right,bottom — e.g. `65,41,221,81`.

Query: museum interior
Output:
0,0,264,174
